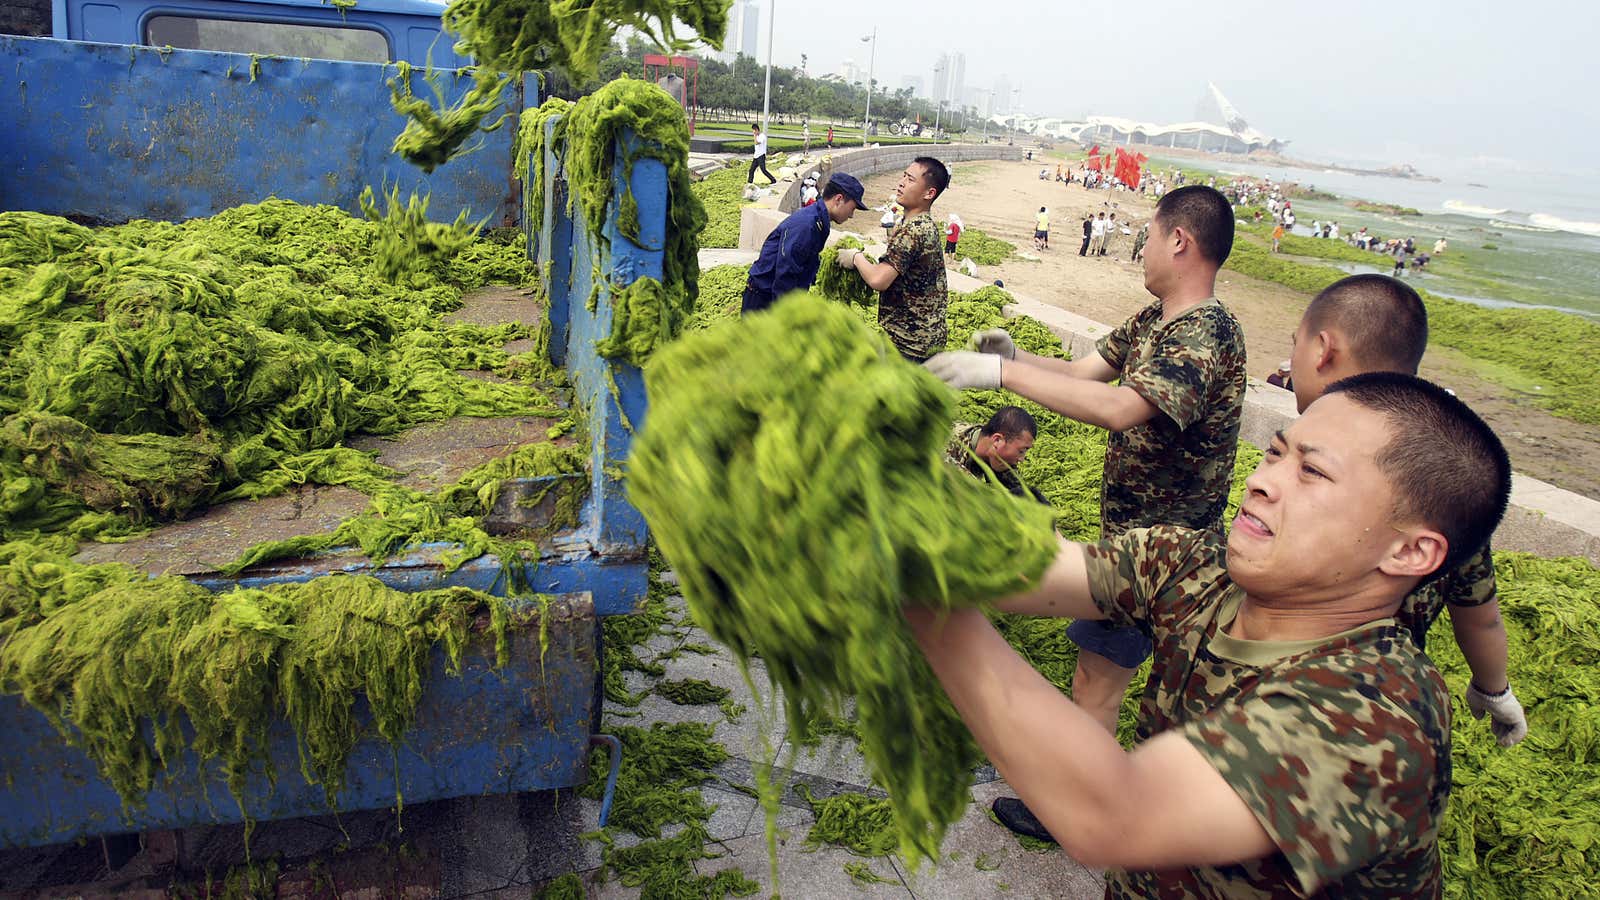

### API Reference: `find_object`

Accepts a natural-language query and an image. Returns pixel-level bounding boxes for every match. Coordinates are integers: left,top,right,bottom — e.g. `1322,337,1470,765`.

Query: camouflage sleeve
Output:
1118,309,1225,430
881,220,917,275
1178,669,1445,894
1082,525,1219,632
1095,313,1134,371
1441,543,1497,608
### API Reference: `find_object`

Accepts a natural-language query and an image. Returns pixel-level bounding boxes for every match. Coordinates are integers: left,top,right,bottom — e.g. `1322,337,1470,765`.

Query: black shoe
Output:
991,797,1057,844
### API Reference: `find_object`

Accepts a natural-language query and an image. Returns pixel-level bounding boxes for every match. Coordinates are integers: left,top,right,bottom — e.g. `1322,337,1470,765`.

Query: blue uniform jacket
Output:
742,201,831,313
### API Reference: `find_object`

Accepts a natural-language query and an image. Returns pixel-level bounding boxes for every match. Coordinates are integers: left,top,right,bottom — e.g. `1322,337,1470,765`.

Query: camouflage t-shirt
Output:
878,211,949,362
1398,543,1496,651
942,423,1048,504
1084,526,1450,898
1095,299,1246,536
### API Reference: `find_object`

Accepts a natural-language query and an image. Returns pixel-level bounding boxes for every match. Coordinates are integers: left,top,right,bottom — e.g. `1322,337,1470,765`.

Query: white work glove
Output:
970,328,1017,359
923,351,1002,391
835,248,860,269
1466,682,1528,748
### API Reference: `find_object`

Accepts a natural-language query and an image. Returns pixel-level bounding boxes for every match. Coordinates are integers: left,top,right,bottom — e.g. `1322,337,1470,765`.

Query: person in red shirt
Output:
945,214,963,259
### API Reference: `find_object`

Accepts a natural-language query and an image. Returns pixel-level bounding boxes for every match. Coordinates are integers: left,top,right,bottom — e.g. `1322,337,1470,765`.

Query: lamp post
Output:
931,58,945,142
860,28,876,147
760,0,776,134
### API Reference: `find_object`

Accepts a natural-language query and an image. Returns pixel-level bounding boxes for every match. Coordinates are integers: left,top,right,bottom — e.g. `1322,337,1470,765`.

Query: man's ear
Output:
1311,330,1338,374
1378,528,1448,581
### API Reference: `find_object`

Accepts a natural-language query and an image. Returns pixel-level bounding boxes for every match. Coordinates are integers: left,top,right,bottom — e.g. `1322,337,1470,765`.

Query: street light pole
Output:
760,0,776,134
860,27,876,147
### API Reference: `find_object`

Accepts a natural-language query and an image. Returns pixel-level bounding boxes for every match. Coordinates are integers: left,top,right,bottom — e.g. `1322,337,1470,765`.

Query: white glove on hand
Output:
835,248,859,269
924,351,1002,391
971,328,1017,359
1466,682,1528,748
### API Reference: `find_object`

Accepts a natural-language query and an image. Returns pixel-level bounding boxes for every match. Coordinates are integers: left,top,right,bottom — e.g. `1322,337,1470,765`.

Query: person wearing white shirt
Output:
748,123,775,185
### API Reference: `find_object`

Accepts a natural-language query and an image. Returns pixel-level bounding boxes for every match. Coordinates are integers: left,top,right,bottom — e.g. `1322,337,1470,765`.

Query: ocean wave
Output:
1488,219,1557,233
1443,200,1508,218
1529,213,1600,238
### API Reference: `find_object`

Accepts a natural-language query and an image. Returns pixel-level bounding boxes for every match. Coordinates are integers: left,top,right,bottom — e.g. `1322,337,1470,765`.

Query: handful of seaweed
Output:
628,295,1059,861
813,235,876,306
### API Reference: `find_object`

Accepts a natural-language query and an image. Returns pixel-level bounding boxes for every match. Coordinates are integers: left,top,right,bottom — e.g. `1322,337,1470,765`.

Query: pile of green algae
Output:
0,200,591,831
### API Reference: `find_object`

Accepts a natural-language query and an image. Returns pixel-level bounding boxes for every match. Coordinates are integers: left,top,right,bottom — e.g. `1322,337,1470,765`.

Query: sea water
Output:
1148,155,1600,319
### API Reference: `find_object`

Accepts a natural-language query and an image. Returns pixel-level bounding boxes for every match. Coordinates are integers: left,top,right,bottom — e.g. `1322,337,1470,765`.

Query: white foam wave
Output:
1488,218,1557,234
1443,200,1507,218
1529,213,1600,238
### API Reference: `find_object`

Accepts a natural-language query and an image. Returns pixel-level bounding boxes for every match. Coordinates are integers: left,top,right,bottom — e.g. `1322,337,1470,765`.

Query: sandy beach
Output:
838,156,1600,500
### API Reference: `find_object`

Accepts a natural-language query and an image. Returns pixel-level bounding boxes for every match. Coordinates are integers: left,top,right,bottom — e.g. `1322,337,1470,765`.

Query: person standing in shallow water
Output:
834,157,952,362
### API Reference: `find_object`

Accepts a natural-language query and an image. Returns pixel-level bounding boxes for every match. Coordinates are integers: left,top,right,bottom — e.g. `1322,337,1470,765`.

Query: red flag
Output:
1087,154,1103,171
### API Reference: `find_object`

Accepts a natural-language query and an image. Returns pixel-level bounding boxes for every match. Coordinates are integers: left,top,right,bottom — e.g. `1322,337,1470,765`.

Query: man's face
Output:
1288,319,1332,413
896,164,934,207
1226,394,1410,601
983,431,1034,471
825,195,859,225
1140,216,1174,296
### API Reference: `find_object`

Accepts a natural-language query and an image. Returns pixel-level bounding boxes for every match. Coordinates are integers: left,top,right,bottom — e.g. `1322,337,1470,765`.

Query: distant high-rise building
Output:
931,53,950,105
839,58,864,86
994,76,1011,115
949,52,966,107
719,0,760,62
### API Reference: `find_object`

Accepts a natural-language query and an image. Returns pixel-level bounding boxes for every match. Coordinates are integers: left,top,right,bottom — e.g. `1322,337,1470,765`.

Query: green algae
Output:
358,184,481,281
532,872,586,899
688,162,749,249
844,860,899,885
801,787,899,857
0,548,519,819
441,0,729,84
0,201,549,542
686,264,747,331
812,234,875,306
221,440,588,578
515,80,708,366
388,62,512,173
953,227,1015,266
629,296,1061,863
561,79,706,364
654,677,730,705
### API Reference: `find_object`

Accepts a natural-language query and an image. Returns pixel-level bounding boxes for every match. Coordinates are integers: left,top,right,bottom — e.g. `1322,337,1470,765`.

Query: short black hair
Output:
1325,372,1511,576
1152,185,1235,266
751,123,760,130
820,182,848,202
980,405,1037,440
1039,206,1046,213
1304,275,1428,375
913,157,950,201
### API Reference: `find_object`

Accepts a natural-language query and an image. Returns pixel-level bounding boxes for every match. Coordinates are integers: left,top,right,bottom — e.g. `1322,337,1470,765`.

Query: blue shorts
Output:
1066,619,1153,670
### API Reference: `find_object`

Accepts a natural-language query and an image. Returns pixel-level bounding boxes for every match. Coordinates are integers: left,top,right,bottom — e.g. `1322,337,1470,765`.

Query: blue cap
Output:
827,173,869,209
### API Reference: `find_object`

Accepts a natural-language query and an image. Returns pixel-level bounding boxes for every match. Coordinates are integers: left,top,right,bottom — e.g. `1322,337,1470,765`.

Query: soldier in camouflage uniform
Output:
944,406,1050,504
1289,273,1527,746
904,373,1513,896
835,157,950,361
925,185,1247,748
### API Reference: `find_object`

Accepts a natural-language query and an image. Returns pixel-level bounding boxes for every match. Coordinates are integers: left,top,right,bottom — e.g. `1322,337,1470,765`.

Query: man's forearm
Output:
1451,601,1511,692
903,608,1137,856
1000,360,1156,431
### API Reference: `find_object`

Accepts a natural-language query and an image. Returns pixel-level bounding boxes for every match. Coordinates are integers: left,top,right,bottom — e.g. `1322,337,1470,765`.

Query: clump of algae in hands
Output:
627,294,1060,862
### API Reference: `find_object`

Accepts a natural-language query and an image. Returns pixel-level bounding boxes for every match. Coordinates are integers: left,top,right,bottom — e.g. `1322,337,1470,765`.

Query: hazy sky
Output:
724,0,1598,177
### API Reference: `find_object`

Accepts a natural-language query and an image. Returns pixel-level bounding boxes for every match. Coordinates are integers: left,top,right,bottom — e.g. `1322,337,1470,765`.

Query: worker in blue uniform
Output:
741,173,870,314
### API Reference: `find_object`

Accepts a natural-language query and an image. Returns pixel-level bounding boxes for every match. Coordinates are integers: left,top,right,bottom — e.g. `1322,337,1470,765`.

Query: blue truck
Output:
1,0,667,856
2,0,522,224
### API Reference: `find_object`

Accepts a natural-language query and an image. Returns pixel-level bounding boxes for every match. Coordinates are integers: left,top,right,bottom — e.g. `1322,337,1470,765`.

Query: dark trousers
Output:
747,155,774,184
1079,236,1091,256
